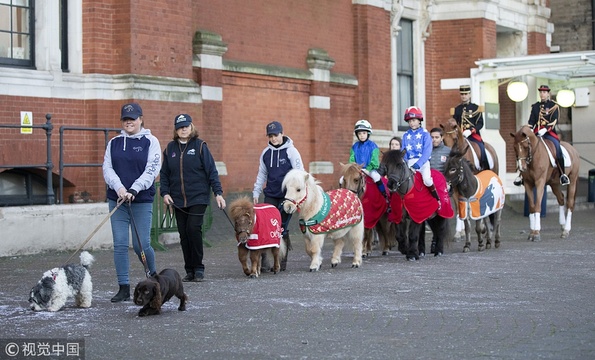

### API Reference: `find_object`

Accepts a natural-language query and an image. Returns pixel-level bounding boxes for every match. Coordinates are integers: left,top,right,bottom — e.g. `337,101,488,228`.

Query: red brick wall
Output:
193,0,355,74
527,32,549,55
425,18,497,130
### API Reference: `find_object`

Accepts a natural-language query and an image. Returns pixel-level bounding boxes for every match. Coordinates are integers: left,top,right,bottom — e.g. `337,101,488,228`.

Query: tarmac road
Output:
1,202,594,360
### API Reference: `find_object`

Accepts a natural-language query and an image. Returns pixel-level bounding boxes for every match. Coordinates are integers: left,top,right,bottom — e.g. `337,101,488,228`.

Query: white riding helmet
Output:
354,119,372,134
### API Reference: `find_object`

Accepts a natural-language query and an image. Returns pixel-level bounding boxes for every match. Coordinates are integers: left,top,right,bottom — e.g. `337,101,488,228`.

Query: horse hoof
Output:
419,252,425,258
532,235,541,242
463,247,470,253
495,242,500,249
486,243,492,249
362,254,367,259
407,257,416,262
561,231,570,239
478,246,485,252
249,274,257,279
434,252,442,257
351,264,360,268
331,263,338,268
382,251,389,256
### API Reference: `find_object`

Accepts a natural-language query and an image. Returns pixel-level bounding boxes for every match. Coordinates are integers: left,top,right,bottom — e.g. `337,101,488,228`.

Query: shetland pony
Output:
510,125,580,241
443,147,504,252
339,162,397,257
229,197,287,278
380,150,454,261
282,169,364,271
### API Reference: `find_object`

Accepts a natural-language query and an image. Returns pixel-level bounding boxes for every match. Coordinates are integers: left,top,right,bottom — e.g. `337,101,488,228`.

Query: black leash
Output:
168,200,235,230
127,199,151,278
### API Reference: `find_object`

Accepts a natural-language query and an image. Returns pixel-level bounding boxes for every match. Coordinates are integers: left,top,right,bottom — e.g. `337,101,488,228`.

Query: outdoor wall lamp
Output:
506,81,529,102
556,89,576,107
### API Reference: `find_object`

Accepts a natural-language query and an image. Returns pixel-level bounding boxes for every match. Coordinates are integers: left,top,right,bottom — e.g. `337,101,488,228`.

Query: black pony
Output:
380,150,451,261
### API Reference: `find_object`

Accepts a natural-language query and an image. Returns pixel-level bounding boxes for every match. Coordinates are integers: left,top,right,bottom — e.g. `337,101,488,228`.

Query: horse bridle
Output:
446,159,465,189
234,213,253,244
516,136,533,169
283,184,308,210
386,161,414,196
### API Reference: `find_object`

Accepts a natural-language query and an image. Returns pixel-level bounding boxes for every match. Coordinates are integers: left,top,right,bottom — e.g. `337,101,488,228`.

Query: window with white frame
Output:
0,0,34,68
397,19,413,131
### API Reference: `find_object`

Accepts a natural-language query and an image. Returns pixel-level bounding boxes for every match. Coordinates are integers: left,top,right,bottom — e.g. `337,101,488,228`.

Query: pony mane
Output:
381,149,405,165
340,162,362,177
282,169,321,190
229,196,254,222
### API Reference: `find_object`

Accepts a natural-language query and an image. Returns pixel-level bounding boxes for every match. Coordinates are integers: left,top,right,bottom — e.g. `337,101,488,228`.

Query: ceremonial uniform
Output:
453,85,489,170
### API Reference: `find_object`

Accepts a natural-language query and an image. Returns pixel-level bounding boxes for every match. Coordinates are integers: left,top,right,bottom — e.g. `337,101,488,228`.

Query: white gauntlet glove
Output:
462,129,472,138
537,128,547,136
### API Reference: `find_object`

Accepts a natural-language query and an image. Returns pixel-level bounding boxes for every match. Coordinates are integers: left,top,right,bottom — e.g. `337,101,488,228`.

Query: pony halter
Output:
284,185,309,210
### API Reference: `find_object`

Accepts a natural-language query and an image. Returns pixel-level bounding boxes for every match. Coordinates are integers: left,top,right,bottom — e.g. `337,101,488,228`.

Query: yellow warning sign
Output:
21,111,33,134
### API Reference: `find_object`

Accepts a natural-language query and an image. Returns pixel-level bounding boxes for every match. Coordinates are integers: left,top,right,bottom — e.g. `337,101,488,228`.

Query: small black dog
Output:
133,269,187,317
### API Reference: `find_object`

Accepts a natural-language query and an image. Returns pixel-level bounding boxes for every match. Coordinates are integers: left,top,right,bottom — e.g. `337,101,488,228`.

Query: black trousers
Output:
264,196,292,237
174,204,208,274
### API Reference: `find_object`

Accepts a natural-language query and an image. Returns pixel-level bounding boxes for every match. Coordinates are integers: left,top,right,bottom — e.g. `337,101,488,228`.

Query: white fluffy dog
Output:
28,251,95,312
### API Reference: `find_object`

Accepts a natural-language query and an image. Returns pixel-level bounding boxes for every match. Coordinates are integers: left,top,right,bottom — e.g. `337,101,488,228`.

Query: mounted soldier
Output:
452,85,489,171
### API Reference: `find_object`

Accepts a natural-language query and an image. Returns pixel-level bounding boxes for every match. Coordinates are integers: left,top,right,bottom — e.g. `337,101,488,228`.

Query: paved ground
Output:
1,194,594,360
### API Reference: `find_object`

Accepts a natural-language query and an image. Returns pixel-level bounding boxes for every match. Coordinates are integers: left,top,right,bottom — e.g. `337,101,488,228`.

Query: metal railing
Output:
0,114,55,205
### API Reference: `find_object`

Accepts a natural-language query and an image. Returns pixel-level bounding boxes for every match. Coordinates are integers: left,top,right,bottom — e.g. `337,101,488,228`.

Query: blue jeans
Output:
108,200,156,285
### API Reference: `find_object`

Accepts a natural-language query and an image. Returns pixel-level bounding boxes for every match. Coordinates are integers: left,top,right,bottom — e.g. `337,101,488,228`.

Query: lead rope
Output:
127,199,151,278
63,197,125,266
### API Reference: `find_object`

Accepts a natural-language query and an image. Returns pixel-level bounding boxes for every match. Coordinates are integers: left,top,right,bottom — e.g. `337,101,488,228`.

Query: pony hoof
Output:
331,263,338,268
561,231,570,239
463,247,470,253
485,243,492,249
249,274,257,279
478,246,485,252
362,254,367,259
407,257,416,262
434,252,442,257
419,252,425,258
495,242,501,248
351,264,360,268
382,251,389,256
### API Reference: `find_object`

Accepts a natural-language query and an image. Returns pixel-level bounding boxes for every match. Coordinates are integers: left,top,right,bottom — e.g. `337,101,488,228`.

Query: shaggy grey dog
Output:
28,251,95,312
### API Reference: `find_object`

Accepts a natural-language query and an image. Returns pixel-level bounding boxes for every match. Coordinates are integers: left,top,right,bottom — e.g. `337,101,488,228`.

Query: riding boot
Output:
110,284,130,303
428,184,441,210
376,180,389,203
558,158,570,186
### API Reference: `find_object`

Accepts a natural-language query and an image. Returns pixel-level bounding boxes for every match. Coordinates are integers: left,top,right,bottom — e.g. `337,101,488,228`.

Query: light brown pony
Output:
441,118,499,175
229,196,286,278
339,162,396,257
510,125,580,241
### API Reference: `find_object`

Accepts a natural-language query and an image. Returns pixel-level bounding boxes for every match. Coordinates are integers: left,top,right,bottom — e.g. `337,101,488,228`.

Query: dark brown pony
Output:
441,117,500,240
229,196,286,277
510,125,580,241
339,162,396,257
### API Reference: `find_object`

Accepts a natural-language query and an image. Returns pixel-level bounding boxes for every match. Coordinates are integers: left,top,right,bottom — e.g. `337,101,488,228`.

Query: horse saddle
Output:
466,138,494,170
540,138,572,168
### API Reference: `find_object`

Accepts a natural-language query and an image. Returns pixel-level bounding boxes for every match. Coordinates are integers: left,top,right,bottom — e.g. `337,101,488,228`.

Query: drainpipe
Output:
592,0,595,49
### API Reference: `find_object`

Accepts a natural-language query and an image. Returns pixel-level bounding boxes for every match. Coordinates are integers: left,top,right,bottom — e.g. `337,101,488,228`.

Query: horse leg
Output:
363,228,373,258
407,223,420,261
525,184,544,242
271,247,281,274
308,235,324,272
475,220,485,251
380,217,395,255
349,223,364,268
249,250,261,278
331,238,345,268
238,246,251,276
552,184,573,238
463,218,472,253
428,217,446,256
454,217,465,242
418,222,426,258
493,209,502,248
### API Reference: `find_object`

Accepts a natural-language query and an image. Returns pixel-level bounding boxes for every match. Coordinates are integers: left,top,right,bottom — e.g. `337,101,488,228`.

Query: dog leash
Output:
63,197,125,266
127,199,151,278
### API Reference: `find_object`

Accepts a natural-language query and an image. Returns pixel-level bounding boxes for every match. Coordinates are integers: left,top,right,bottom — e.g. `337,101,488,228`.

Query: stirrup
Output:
560,174,570,186
513,176,523,186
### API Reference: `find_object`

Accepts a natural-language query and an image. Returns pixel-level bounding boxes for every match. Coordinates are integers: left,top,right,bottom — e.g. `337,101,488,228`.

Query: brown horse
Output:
441,117,500,240
229,197,287,278
510,125,580,241
339,163,397,257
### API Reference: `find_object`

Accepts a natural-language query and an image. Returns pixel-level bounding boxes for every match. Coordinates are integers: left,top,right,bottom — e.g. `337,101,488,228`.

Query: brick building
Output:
0,0,559,205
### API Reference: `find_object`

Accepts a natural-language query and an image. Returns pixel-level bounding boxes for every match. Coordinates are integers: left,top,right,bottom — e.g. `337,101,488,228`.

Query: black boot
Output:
111,284,130,302
429,184,441,210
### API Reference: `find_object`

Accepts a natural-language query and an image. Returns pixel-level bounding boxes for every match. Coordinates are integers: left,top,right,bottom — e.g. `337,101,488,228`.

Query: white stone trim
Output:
309,95,331,109
201,85,223,101
309,161,334,175
193,53,224,70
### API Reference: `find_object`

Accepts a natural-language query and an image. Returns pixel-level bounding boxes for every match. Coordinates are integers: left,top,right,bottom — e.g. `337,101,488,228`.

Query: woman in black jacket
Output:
160,114,226,282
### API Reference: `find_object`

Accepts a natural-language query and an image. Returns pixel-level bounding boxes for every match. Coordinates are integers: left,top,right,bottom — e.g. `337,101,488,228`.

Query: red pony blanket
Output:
402,170,454,224
458,170,505,220
361,176,402,227
242,203,282,250
300,189,363,234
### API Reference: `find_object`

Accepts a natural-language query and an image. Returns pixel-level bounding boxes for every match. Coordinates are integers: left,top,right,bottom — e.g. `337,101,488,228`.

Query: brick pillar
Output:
307,48,335,179
192,30,227,175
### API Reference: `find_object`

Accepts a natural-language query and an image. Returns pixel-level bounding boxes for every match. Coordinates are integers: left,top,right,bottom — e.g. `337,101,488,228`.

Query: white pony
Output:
282,169,364,271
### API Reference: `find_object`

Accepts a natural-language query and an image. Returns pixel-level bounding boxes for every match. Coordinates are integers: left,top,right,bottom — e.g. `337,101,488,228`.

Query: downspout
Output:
592,0,595,49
